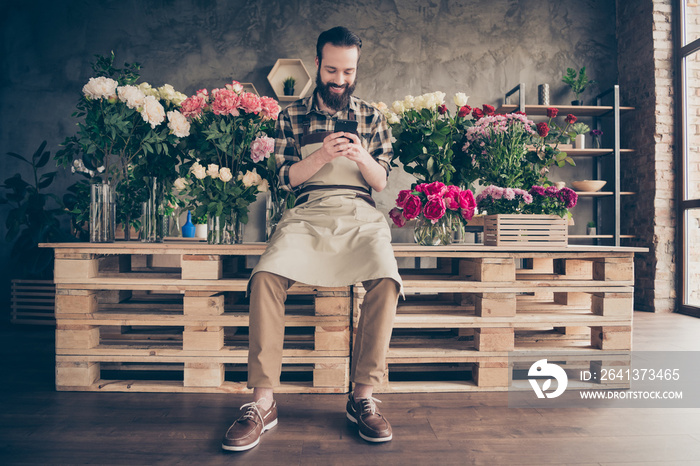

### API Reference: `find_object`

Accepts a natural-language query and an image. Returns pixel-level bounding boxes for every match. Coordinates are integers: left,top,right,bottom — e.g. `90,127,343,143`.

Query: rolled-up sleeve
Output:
368,112,393,176
274,111,301,192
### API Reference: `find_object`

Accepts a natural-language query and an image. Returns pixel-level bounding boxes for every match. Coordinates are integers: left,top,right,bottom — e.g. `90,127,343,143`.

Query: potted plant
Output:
192,212,208,239
567,122,591,149
283,76,296,96
562,67,596,105
587,221,597,236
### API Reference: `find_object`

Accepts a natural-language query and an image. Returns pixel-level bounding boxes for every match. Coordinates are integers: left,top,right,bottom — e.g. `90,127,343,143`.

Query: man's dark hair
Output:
316,26,362,63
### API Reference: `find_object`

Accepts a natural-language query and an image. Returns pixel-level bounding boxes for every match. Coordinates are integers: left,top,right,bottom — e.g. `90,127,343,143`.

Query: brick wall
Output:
617,0,677,312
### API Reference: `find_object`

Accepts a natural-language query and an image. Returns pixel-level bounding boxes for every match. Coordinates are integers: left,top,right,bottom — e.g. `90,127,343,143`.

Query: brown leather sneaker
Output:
222,400,278,451
346,394,392,443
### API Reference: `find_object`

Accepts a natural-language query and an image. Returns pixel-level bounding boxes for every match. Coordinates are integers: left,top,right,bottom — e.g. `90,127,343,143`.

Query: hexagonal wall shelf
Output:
267,58,313,102
239,82,259,96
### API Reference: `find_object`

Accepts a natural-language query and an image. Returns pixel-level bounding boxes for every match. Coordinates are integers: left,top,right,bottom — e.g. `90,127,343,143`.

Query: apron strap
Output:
297,184,370,196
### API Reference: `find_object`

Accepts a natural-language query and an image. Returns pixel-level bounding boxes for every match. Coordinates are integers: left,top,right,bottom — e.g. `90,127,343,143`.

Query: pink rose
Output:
461,206,475,221
396,189,413,208
239,92,262,114
402,194,422,220
389,207,406,227
423,195,446,224
260,96,281,120
211,88,240,116
444,185,462,210
417,181,447,197
180,95,206,118
458,189,476,210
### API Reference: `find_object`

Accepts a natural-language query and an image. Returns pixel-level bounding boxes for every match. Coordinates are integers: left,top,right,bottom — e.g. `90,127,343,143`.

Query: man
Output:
221,26,402,451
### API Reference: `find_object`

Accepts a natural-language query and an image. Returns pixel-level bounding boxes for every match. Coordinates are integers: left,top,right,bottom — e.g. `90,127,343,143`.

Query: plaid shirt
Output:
275,93,393,192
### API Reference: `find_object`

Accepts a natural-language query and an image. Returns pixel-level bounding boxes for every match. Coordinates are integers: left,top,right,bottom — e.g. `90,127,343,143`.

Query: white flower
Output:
257,178,269,192
191,162,206,179
403,95,415,110
167,110,190,137
219,167,233,182
225,81,244,93
174,177,188,191
387,112,400,125
238,168,262,188
117,85,146,109
140,95,166,128
392,100,406,114
172,91,187,105
158,84,177,102
413,95,426,111
82,76,118,100
206,164,220,179
454,92,469,107
138,82,159,97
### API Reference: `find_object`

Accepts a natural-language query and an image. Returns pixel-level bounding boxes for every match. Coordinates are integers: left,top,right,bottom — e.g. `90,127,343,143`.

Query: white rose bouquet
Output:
56,52,189,238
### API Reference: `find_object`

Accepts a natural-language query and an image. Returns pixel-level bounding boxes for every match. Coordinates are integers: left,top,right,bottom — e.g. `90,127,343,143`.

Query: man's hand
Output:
317,132,354,164
339,132,373,167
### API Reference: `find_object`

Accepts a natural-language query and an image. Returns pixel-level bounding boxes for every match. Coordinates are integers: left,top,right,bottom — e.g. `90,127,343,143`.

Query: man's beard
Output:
315,71,356,111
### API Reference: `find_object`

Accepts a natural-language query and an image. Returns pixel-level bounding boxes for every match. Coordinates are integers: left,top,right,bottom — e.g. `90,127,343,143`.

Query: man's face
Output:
315,43,358,111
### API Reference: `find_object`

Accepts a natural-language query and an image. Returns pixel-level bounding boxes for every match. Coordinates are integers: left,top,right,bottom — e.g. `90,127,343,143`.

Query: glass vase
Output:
141,177,165,243
90,183,115,243
265,191,286,242
207,212,244,245
413,215,453,246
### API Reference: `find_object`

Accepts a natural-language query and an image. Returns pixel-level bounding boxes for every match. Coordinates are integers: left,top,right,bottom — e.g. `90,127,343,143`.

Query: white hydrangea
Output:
117,85,146,109
140,95,166,128
82,76,118,100
166,110,190,138
454,92,469,107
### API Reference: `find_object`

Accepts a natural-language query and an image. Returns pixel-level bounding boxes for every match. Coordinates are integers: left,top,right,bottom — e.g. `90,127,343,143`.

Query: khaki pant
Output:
247,271,399,388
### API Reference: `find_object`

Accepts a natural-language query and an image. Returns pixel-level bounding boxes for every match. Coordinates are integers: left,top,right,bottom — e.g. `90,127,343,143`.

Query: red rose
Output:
395,189,412,208
514,111,526,115
389,207,406,227
546,107,558,118
423,196,446,223
482,104,495,116
472,108,484,119
565,114,577,124
536,122,550,137
437,104,447,115
444,185,462,210
402,194,422,220
419,181,447,197
458,105,471,118
457,189,476,210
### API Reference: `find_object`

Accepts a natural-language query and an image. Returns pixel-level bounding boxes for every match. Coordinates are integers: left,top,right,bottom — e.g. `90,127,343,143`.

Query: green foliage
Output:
567,122,591,138
390,107,474,187
562,67,597,100
283,76,296,88
0,141,74,279
92,50,141,85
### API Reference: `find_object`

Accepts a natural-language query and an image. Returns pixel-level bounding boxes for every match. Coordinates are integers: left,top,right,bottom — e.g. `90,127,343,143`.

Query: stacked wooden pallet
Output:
354,246,641,393
10,279,55,325
44,242,644,394
50,245,351,393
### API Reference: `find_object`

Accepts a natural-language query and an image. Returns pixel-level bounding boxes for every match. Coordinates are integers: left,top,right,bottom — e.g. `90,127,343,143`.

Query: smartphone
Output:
334,119,358,135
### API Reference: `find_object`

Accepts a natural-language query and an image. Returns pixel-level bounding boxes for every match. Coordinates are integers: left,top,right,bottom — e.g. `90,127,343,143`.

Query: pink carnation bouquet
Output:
475,184,577,218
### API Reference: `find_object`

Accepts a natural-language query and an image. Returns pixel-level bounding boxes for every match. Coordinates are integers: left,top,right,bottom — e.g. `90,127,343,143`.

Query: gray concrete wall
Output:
0,0,619,314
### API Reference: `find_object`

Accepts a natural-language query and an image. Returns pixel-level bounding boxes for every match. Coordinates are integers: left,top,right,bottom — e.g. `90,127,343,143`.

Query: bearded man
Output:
222,26,401,452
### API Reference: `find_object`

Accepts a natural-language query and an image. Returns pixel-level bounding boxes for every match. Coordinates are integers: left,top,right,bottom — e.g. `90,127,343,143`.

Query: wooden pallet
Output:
483,215,568,247
42,242,645,394
10,279,55,325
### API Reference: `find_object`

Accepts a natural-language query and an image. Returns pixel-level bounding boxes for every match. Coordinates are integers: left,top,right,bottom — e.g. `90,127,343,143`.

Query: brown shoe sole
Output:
221,417,278,452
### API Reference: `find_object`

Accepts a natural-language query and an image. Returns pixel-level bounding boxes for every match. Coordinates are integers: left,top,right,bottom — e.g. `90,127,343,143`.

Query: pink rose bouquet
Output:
475,184,577,218
389,181,476,227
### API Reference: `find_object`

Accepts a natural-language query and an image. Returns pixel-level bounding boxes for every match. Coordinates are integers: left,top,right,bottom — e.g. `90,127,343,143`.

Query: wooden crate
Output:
10,279,55,325
483,214,568,247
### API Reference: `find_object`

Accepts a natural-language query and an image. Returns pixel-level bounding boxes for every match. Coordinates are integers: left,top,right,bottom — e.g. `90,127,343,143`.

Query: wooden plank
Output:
459,258,516,282
181,255,222,280
313,361,349,388
55,292,97,315
591,326,632,350
474,328,515,352
56,360,100,387
183,362,224,387
475,293,516,317
55,325,99,349
314,296,351,316
54,258,99,280
314,324,351,352
593,257,635,281
182,293,224,316
591,292,633,318
473,361,510,387
182,327,224,351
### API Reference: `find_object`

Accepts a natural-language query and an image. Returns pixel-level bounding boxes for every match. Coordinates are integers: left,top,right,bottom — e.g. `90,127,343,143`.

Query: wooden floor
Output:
2,311,700,465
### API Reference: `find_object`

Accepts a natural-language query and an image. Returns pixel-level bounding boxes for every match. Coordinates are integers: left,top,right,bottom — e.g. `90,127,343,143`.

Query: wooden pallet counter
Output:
42,242,646,394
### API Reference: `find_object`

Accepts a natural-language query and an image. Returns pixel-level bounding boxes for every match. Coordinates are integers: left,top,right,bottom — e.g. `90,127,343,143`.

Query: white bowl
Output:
571,180,606,192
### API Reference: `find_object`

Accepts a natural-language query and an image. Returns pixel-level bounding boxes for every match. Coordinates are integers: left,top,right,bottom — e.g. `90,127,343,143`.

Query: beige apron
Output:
251,112,402,289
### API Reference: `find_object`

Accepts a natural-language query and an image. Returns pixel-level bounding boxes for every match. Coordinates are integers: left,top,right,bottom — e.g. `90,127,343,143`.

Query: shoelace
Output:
358,396,382,416
238,401,264,424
